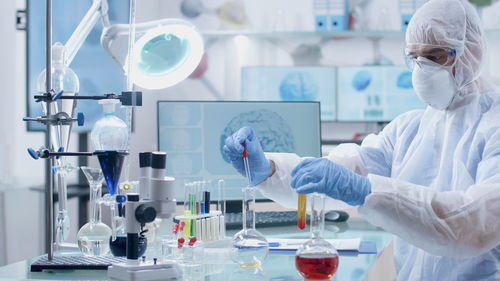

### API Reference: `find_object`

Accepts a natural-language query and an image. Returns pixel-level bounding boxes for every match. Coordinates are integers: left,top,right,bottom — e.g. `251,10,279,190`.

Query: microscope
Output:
108,152,182,281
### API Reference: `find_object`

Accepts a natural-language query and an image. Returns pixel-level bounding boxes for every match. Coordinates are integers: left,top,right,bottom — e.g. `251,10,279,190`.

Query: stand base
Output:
107,261,182,281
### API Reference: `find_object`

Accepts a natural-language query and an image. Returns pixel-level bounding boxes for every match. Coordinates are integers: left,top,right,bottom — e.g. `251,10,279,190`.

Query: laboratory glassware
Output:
230,143,269,268
77,167,112,256
52,162,78,245
37,42,79,153
37,42,80,246
298,194,307,229
295,193,339,280
91,99,129,151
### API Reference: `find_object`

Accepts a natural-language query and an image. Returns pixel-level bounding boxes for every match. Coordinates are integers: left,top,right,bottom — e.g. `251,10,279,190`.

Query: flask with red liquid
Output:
295,193,339,280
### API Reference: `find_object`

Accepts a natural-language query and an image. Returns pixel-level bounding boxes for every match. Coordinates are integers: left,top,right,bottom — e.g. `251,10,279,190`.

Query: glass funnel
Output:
295,193,339,280
230,186,269,268
77,166,112,256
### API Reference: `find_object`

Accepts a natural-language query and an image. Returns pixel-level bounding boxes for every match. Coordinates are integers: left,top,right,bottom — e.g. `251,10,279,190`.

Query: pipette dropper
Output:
242,142,251,186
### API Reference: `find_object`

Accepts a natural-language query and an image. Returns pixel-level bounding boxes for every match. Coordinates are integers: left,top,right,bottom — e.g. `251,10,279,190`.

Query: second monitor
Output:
157,101,322,203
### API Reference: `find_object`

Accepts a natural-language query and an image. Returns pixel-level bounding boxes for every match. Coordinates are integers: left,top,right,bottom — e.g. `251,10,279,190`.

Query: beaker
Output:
77,167,112,256
295,193,339,280
230,186,268,268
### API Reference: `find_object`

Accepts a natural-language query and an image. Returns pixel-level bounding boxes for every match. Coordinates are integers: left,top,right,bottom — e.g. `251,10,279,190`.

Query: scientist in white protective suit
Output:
223,0,500,280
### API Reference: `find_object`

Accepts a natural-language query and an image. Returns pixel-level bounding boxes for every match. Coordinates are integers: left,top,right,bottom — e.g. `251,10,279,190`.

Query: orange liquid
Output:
297,194,306,229
295,255,339,280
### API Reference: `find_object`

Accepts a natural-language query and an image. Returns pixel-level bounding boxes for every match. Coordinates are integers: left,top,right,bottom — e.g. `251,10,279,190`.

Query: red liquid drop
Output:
298,220,306,229
295,255,339,280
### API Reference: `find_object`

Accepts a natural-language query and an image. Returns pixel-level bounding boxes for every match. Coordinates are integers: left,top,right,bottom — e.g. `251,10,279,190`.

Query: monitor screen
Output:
157,101,322,203
27,0,128,131
337,66,426,121
241,66,337,121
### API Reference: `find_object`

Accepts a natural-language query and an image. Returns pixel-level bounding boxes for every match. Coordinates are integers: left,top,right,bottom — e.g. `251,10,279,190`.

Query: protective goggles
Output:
404,47,456,70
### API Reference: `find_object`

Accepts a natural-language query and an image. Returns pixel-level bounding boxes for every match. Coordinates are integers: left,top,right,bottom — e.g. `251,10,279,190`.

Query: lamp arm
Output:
64,0,110,65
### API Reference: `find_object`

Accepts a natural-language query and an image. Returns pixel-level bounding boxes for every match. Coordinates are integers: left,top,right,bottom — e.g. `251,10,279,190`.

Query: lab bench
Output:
0,218,393,281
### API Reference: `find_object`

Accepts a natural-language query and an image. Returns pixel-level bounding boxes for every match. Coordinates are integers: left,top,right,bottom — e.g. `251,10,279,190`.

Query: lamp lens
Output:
138,33,190,76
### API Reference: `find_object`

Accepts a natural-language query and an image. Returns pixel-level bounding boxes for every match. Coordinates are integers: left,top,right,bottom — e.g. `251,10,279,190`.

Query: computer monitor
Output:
337,66,426,122
241,66,337,121
157,101,322,206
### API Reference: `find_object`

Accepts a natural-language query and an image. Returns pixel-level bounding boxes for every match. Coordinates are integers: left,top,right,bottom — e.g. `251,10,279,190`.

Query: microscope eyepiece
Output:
151,152,167,169
139,152,152,168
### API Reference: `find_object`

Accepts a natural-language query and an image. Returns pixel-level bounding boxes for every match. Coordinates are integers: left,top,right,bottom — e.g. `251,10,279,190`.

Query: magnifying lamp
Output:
62,0,204,89
101,19,204,89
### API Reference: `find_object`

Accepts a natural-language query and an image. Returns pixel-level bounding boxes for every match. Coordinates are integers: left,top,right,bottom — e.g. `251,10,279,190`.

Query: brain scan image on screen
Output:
279,71,319,101
352,70,372,91
397,71,413,89
219,109,295,163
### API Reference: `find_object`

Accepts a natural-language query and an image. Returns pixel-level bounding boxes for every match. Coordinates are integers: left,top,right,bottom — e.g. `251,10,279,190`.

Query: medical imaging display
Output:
241,67,336,121
27,0,128,131
337,66,427,121
158,101,321,201
219,109,295,163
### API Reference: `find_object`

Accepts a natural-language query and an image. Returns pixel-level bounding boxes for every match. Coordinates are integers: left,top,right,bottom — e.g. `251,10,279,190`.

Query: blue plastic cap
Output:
77,112,84,126
52,167,56,174
55,147,64,160
22,117,30,121
35,99,42,103
116,195,127,203
52,90,64,101
27,148,39,160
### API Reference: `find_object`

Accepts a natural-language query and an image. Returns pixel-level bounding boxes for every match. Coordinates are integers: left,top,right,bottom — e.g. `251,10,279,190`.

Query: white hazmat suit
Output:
257,0,500,279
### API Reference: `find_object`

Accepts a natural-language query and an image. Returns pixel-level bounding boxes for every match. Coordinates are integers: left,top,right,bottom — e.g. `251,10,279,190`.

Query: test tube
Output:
218,179,226,215
200,181,206,215
184,182,190,212
196,181,200,215
298,194,307,229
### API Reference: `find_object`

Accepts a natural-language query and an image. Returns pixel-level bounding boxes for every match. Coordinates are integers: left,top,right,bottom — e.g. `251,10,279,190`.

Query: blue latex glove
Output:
291,158,371,206
223,126,272,186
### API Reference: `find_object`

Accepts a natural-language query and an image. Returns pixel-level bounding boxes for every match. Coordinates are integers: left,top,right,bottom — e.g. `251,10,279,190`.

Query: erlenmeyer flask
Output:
295,193,339,280
77,167,112,256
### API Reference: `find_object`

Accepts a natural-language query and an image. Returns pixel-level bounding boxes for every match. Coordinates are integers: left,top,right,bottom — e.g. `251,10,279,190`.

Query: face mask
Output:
412,58,458,110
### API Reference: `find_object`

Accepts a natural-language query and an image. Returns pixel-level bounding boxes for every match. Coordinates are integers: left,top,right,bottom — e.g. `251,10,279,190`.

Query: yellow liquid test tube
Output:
184,210,192,238
298,194,306,229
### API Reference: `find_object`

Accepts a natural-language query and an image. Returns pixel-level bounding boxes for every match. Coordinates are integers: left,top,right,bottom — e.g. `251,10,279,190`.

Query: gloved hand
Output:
291,158,371,206
223,126,272,186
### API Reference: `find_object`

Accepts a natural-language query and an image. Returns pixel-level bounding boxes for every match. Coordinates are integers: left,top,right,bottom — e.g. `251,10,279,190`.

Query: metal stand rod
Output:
45,0,54,260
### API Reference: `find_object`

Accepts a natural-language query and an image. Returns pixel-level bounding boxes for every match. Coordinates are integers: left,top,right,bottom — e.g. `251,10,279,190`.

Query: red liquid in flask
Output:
295,255,339,280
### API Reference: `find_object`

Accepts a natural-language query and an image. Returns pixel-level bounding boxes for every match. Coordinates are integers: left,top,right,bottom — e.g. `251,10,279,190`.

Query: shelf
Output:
202,30,405,39
202,29,500,39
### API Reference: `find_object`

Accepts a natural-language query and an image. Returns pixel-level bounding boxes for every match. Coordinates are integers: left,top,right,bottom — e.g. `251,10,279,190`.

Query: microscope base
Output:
108,261,182,281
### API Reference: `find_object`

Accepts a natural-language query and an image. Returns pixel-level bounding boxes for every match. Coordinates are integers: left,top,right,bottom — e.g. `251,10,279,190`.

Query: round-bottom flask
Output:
77,222,112,256
295,194,339,280
231,228,268,268
230,187,268,268
295,238,339,280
